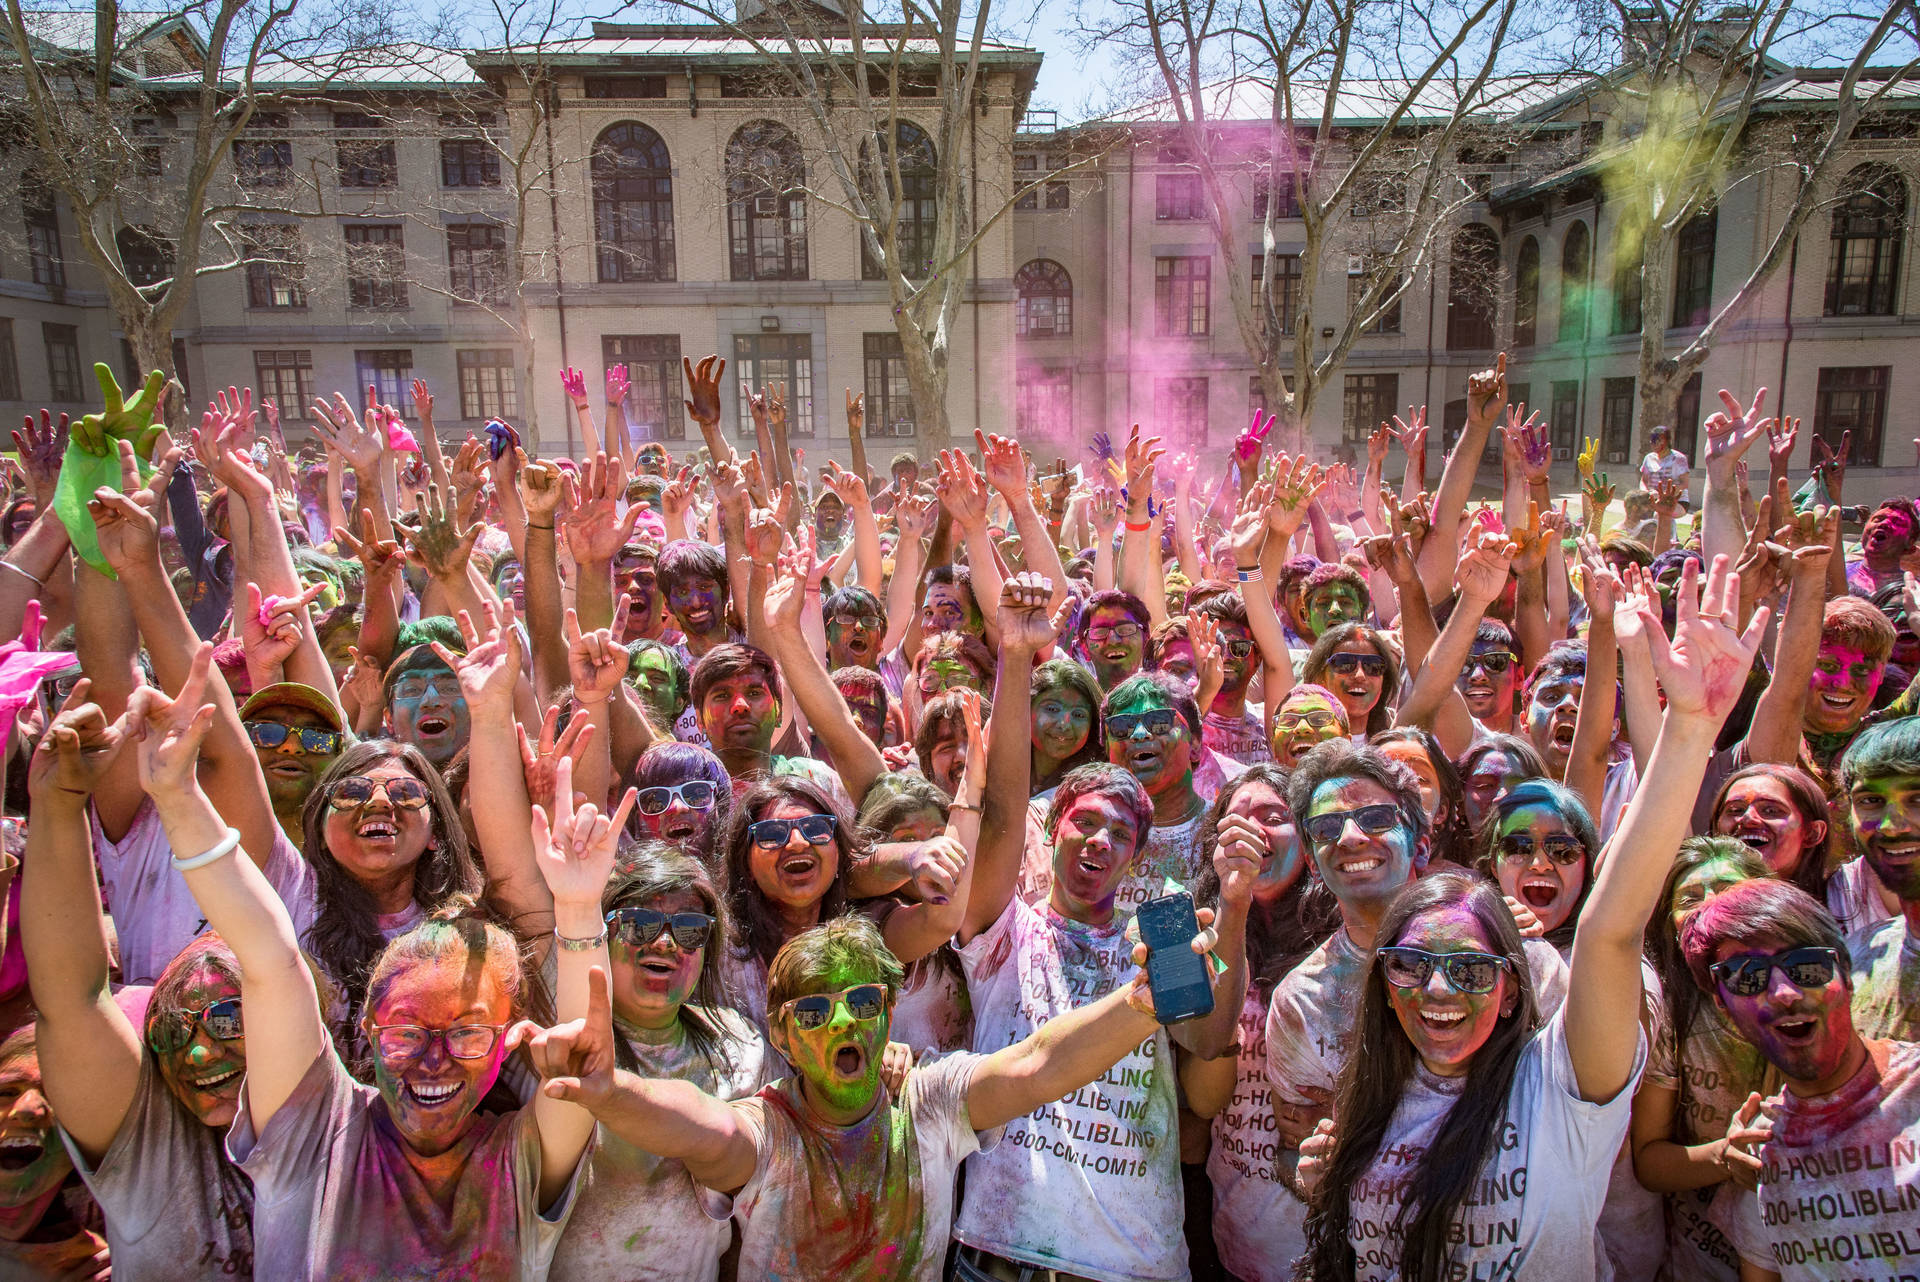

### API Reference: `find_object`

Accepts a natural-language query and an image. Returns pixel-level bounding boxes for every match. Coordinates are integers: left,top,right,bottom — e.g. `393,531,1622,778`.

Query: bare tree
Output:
1596,0,1917,444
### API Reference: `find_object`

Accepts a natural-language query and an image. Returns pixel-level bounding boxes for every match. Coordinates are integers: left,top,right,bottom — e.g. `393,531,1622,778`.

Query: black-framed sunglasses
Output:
1710,947,1841,998
146,999,244,1054
749,814,838,849
1301,803,1402,847
1377,947,1512,995
635,781,719,815
1496,833,1586,866
1105,709,1178,740
782,983,889,1031
1462,650,1517,676
1326,653,1387,678
328,775,431,811
368,1023,504,1061
606,907,714,951
246,721,345,755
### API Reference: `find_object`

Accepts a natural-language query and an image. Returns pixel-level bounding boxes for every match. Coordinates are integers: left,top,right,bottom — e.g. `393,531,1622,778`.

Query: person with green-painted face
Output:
627,639,693,743
381,645,470,769
1299,563,1370,640
824,584,887,673
523,907,1219,1282
1837,718,1920,1042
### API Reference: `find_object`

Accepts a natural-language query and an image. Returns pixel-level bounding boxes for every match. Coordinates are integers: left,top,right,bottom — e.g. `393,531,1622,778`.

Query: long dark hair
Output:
1190,764,1336,999
603,842,740,1075
628,741,733,871
1644,836,1771,1100
1372,727,1473,870
1469,779,1600,950
300,739,480,1017
722,776,858,968
1030,657,1107,788
1708,763,1833,905
1302,873,1540,1282
1302,623,1402,737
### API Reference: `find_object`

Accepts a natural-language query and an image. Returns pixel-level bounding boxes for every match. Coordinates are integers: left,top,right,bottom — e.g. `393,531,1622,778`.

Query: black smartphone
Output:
1137,892,1214,1025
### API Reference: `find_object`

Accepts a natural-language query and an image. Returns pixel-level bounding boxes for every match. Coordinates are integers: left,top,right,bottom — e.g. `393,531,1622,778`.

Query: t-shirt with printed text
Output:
1207,987,1308,1282
1847,914,1920,1043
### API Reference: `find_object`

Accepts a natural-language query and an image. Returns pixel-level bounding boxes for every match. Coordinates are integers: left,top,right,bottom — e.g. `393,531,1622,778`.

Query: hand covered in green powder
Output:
71,365,167,459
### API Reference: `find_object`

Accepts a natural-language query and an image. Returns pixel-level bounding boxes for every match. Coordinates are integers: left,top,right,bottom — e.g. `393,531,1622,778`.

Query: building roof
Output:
464,22,1041,71
139,41,483,91
19,8,199,52
1073,71,1594,129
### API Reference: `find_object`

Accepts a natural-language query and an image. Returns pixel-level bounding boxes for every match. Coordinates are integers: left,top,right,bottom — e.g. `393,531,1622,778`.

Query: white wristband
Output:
172,827,242,872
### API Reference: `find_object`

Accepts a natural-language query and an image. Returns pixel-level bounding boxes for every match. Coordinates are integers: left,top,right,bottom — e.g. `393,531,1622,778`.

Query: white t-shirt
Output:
1016,794,1214,931
953,896,1188,1282
1208,988,1308,1282
714,1052,998,1282
1728,1039,1920,1280
1846,915,1920,1043
550,1008,771,1282
1344,1008,1645,1282
92,798,316,986
1264,927,1569,1108
1828,859,1897,939
1640,449,1691,493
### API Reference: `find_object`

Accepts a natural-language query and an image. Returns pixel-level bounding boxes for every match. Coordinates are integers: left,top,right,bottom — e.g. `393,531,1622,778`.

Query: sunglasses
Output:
1222,639,1256,659
1377,947,1512,995
1326,653,1387,678
635,781,719,815
246,721,345,755
749,814,838,849
328,775,431,811
1463,651,1516,676
1105,709,1178,740
782,983,889,1032
1496,834,1585,866
1087,623,1143,644
1277,710,1341,732
1710,946,1841,998
147,998,244,1054
606,907,714,951
368,1023,504,1061
1301,803,1402,847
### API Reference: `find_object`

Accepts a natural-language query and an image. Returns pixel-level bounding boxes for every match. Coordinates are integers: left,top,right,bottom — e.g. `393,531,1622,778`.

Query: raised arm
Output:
820,462,883,596
131,645,329,1133
760,536,885,806
1565,557,1768,1103
22,692,144,1161
1743,523,1833,766
937,451,1006,651
1419,354,1507,600
879,691,984,964
882,491,932,656
1700,388,1769,571
1401,532,1514,759
561,367,603,458
978,431,1070,618
519,459,572,705
562,453,645,634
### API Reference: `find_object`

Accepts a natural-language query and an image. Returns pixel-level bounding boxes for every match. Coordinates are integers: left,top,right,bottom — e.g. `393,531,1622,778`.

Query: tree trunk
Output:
898,318,951,463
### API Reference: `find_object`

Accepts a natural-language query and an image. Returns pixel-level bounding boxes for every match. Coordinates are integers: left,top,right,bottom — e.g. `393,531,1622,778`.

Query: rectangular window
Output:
1045,181,1070,210
1672,372,1702,460
584,75,666,99
1016,364,1073,439
1550,379,1581,457
1813,365,1887,466
253,350,313,414
1253,171,1302,221
1349,272,1403,334
863,332,915,438
354,350,414,416
440,139,500,188
1153,376,1209,448
1252,254,1301,335
1014,154,1038,210
1343,373,1398,444
1154,256,1210,337
456,349,519,420
23,191,63,289
243,225,307,309
43,324,82,402
1600,376,1635,464
234,139,293,188
0,320,18,401
1671,211,1716,328
602,334,685,444
1156,173,1203,221
345,224,407,310
1612,252,1643,335
335,127,397,188
731,333,814,439
447,223,508,306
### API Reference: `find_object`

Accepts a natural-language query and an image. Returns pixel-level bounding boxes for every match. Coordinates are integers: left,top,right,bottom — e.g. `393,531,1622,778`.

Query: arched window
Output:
592,123,675,283
727,121,807,281
1446,224,1500,351
1826,164,1905,317
1513,236,1540,347
118,225,173,288
860,121,937,280
1558,221,1590,342
1015,259,1072,337
1671,208,1716,328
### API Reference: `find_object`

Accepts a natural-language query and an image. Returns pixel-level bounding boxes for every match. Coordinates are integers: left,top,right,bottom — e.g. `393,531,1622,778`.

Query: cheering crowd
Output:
0,346,1914,1282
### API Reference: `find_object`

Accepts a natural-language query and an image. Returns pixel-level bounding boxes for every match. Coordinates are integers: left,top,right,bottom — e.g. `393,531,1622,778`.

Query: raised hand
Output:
1122,423,1167,500
212,386,257,451
1811,431,1849,500
1234,409,1277,465
1720,1092,1772,1191
682,354,725,426
335,506,405,594
520,457,564,523
521,966,621,1110
516,704,595,818
1190,611,1226,707
974,429,1030,496
1575,537,1622,624
998,571,1058,652
1390,405,1429,465
241,581,323,673
14,410,69,504
86,441,173,572
1267,453,1326,540
1361,529,1418,585
28,683,133,802
560,367,590,411
845,389,864,438
309,393,384,474
563,452,646,565
1089,486,1121,538
1583,469,1616,513
660,464,697,523
564,606,629,704
1636,555,1770,722
1367,424,1392,468
894,487,934,542
128,642,218,795
1455,529,1517,602
1501,406,1551,484
1466,352,1509,424
1651,478,1684,517
819,459,870,508
1577,434,1600,481
73,366,167,459
397,483,481,580
935,449,990,531
1702,387,1770,476
530,755,634,906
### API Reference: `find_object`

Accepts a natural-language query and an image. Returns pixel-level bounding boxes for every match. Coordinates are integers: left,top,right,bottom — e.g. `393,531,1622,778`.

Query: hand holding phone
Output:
1134,892,1216,1026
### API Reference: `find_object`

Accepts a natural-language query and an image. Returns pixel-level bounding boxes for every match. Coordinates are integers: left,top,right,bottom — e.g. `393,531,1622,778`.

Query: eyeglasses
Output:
635,781,719,815
146,999,244,1054
1496,834,1586,866
390,674,455,702
781,983,889,1032
1105,709,1178,740
606,907,714,951
368,1023,505,1061
1087,623,1143,644
1277,710,1341,732
1222,639,1257,659
1301,803,1402,847
1378,947,1513,995
830,612,884,631
246,721,345,755
1463,651,1516,676
1709,947,1842,998
328,775,431,811
749,814,838,848
1326,653,1387,678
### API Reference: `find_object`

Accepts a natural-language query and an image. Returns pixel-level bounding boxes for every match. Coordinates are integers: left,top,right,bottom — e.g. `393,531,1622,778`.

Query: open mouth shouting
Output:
1124,744,1163,777
415,715,452,739
357,816,400,844
778,850,820,885
832,1043,868,1080
1516,874,1562,911
0,1135,45,1172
